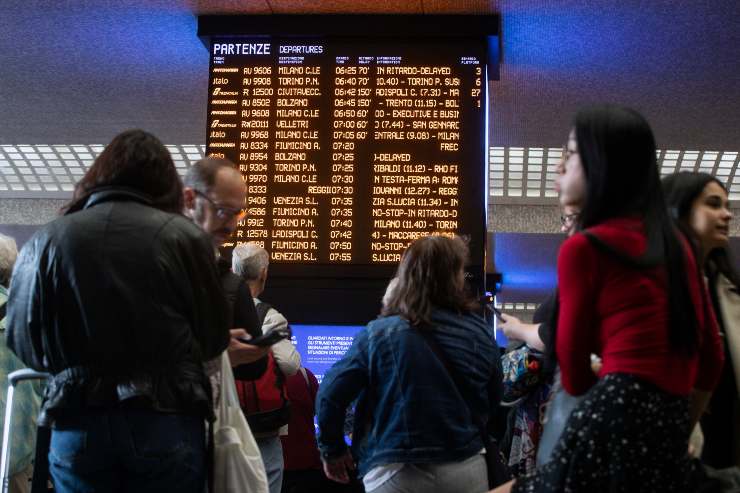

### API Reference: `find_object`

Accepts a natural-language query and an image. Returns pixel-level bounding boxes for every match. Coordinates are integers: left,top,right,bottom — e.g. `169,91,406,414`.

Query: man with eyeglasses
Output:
559,206,580,235
184,157,269,382
497,155,585,475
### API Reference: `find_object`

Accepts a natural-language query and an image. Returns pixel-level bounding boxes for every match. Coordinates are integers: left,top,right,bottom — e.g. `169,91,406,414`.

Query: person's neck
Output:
700,251,709,269
248,282,261,298
698,239,715,270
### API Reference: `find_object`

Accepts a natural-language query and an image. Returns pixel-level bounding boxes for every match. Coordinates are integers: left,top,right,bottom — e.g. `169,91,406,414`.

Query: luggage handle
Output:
1,369,49,493
8,369,49,387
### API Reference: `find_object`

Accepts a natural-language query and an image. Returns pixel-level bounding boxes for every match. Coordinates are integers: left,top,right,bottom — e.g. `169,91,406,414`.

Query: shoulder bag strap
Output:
255,301,272,328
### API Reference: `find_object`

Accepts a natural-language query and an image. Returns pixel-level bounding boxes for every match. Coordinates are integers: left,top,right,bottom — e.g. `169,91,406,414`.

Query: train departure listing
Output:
206,38,486,265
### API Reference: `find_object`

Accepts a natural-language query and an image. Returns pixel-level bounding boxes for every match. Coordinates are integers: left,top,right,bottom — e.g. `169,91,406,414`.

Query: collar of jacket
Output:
82,187,154,210
716,273,740,396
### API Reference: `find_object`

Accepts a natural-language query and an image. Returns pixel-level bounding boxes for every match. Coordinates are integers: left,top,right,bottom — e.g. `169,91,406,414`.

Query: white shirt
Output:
253,297,302,438
253,297,301,377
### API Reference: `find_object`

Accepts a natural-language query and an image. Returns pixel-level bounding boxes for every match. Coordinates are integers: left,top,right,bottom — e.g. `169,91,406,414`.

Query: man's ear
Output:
183,187,196,212
260,266,269,283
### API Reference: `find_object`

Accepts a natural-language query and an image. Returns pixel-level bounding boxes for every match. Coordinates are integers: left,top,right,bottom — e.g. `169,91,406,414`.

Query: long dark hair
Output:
64,129,183,213
662,171,740,291
381,235,478,326
573,104,699,355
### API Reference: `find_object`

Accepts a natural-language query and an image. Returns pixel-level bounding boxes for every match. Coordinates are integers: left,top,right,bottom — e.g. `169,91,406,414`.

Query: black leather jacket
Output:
6,189,230,424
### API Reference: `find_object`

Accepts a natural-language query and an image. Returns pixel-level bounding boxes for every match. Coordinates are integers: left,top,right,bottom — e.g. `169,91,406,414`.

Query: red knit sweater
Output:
557,217,724,396
280,369,322,471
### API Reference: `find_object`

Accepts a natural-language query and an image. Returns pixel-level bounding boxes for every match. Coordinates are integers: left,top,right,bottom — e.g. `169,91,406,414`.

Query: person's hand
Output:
590,354,602,375
322,450,355,484
498,315,546,351
498,313,523,340
227,329,269,366
489,479,515,493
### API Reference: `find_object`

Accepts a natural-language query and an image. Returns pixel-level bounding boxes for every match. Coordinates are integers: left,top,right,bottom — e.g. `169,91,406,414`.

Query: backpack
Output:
234,301,292,433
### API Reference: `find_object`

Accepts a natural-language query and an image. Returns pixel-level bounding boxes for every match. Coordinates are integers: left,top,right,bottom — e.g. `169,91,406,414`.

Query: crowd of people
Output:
0,103,737,493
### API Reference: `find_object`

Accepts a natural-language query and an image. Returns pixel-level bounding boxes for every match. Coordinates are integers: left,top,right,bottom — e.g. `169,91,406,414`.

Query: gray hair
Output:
232,242,269,281
382,277,398,310
0,234,18,287
183,156,235,193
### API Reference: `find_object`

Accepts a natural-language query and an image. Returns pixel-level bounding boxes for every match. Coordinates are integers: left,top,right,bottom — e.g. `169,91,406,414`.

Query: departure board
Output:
205,37,487,270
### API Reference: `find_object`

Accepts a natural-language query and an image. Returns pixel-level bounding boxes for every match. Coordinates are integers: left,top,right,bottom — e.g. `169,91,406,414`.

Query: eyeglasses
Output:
560,212,579,226
194,190,247,221
563,145,579,161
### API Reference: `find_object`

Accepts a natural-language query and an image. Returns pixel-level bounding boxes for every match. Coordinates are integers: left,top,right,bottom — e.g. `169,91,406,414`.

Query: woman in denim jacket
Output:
316,235,502,493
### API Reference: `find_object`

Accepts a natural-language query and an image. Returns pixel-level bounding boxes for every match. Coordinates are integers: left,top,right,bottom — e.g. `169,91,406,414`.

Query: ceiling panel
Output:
0,0,737,183
3,144,738,204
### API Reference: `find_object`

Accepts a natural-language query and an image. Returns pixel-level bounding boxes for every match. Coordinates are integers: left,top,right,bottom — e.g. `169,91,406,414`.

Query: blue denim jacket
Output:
316,309,502,476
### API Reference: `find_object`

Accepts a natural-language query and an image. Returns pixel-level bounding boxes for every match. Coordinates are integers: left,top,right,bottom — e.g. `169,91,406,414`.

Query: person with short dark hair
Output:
183,157,269,381
497,203,582,476
6,129,230,493
493,105,725,493
317,235,502,493
663,171,740,468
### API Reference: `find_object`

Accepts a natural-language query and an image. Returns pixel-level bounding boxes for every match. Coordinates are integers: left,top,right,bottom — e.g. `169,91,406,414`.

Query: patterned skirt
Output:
505,382,552,477
512,373,698,493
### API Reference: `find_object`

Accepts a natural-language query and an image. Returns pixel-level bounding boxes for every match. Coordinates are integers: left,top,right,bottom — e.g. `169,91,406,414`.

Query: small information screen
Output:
206,37,486,269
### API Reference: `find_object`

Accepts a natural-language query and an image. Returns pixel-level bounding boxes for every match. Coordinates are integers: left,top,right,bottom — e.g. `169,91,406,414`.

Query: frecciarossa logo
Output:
212,87,239,96
210,120,237,128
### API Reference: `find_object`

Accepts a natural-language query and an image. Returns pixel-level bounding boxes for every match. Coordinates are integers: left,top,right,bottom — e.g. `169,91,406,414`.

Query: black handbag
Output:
418,330,512,488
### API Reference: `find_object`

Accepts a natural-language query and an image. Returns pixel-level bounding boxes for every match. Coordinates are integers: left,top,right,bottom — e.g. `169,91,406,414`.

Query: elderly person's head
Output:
381,277,399,311
232,242,270,296
381,235,477,325
0,234,18,288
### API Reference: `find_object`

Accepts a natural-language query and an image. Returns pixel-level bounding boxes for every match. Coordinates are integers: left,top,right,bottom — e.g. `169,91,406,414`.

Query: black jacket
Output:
6,188,230,424
216,257,268,380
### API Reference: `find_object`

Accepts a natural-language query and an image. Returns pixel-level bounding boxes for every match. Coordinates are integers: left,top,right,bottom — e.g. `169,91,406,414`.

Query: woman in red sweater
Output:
493,105,724,492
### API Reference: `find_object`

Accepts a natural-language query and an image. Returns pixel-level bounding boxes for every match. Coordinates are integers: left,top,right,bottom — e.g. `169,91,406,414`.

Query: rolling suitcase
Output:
1,369,49,493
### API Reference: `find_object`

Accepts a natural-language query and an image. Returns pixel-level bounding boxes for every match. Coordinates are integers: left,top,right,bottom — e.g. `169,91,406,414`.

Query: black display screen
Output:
206,36,487,279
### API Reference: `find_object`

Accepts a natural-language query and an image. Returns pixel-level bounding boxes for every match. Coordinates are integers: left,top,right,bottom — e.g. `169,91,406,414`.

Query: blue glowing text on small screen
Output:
289,324,366,382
